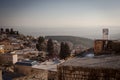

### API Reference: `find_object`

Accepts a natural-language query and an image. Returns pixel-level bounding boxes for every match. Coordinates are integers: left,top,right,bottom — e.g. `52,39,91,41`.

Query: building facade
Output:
0,53,18,64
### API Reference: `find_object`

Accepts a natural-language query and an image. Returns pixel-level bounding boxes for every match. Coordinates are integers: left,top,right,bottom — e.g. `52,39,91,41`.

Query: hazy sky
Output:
0,0,120,39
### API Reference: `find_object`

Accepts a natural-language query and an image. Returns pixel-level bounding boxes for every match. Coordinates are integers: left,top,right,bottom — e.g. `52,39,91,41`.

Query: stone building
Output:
0,39,13,53
14,48,39,61
0,34,7,40
94,39,120,55
58,55,120,80
15,60,38,75
11,43,22,50
0,53,18,64
14,60,64,80
0,45,4,54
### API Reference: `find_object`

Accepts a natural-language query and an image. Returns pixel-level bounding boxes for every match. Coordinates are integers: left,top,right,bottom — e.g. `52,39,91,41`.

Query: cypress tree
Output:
64,43,70,58
59,42,70,59
47,39,54,57
36,36,45,51
60,42,65,59
0,28,4,33
38,36,44,44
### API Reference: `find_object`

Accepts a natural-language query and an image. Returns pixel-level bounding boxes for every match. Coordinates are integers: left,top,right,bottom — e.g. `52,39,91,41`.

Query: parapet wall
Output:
58,66,120,80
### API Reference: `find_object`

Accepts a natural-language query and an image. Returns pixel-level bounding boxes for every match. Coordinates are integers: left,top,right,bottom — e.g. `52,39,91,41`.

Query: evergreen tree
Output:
38,36,45,44
47,39,54,57
64,43,71,58
59,42,70,59
59,42,65,59
36,36,45,51
36,43,40,51
0,28,4,33
16,31,19,35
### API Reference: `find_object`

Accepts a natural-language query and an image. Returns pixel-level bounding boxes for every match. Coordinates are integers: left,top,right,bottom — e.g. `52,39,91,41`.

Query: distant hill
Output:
45,36,94,48
111,33,120,40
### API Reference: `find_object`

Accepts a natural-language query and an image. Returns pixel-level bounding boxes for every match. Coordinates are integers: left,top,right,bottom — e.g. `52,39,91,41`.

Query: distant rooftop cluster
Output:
0,28,19,35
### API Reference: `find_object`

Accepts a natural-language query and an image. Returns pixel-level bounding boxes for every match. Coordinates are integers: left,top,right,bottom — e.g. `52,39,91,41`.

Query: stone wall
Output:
14,69,48,80
94,40,103,54
32,69,48,80
15,65,32,75
14,68,58,80
0,70,2,80
58,66,120,80
48,71,58,80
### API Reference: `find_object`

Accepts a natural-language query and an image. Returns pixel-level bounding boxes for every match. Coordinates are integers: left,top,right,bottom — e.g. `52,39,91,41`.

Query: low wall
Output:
14,68,57,80
14,69,48,80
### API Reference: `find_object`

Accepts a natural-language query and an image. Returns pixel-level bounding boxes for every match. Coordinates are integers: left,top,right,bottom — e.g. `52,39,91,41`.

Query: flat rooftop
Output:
32,61,57,71
32,60,64,71
15,60,38,66
60,55,120,69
